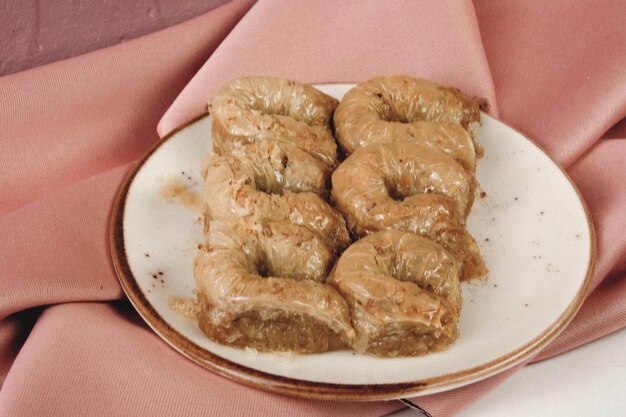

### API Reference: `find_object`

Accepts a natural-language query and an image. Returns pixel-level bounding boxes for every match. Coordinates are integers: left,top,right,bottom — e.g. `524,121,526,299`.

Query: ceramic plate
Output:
110,84,594,400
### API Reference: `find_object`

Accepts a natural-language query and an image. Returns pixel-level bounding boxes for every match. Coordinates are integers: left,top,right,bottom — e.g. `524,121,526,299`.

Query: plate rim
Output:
109,86,596,401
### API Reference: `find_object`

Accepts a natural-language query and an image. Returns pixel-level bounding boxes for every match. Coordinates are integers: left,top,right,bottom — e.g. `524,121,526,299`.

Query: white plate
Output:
110,84,594,400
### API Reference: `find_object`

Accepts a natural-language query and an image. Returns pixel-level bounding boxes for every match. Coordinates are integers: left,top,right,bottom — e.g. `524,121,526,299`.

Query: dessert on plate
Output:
193,75,486,356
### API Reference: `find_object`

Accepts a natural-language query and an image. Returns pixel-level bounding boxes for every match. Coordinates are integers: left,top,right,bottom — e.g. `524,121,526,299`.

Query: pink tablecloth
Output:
1,1,625,416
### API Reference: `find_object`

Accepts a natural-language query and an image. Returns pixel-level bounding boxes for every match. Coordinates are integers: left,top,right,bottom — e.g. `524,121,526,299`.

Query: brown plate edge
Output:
109,106,596,402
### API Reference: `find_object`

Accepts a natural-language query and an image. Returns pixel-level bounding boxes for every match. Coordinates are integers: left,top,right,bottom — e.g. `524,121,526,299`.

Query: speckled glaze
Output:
210,77,339,167
110,84,594,400
328,230,462,357
333,76,481,171
330,141,485,280
202,142,350,253
193,218,355,353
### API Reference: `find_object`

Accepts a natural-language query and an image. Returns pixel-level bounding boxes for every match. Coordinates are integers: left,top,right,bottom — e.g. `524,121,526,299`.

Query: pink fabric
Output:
158,0,497,135
1,0,625,416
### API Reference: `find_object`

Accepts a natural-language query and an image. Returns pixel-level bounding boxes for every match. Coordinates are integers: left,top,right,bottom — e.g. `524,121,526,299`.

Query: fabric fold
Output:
0,303,402,417
0,0,254,385
158,0,497,137
474,0,626,166
0,0,256,215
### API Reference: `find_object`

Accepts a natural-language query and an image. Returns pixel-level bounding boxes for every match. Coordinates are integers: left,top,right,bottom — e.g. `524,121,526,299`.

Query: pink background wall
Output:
0,0,230,76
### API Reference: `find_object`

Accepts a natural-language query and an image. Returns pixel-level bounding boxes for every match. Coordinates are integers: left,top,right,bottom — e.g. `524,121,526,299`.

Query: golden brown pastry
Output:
195,219,355,353
210,77,340,168
328,230,461,357
334,76,482,171
331,142,485,280
202,141,351,253
196,77,355,354
204,139,331,197
331,141,476,218
196,75,486,355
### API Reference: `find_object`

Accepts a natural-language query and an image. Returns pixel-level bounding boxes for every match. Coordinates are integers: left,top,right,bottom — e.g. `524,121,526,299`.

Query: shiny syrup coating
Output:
331,141,486,280
195,77,353,353
334,76,482,171
195,219,355,353
211,76,339,168
202,140,350,252
328,230,462,357
196,76,487,356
